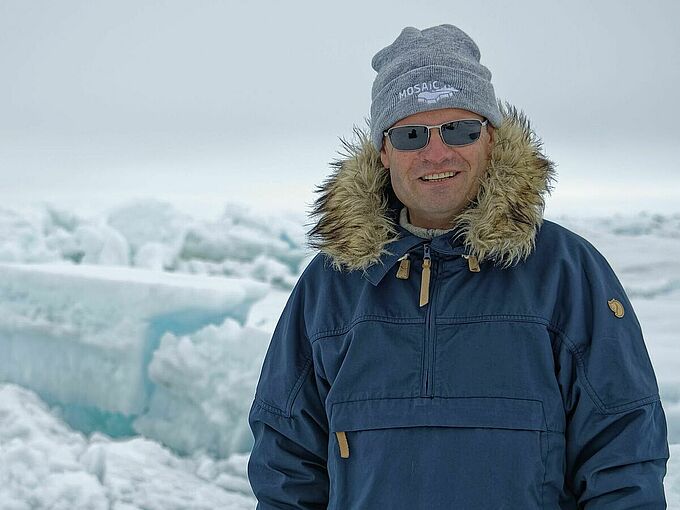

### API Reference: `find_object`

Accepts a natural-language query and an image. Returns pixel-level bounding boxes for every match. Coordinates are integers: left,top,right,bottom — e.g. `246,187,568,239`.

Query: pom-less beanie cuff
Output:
370,25,502,151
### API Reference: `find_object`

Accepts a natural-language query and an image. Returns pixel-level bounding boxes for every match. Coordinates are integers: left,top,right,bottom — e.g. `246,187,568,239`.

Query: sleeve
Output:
556,252,670,508
247,279,330,509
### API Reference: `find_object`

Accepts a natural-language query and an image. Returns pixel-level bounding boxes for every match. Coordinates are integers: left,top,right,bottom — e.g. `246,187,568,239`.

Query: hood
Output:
306,103,557,274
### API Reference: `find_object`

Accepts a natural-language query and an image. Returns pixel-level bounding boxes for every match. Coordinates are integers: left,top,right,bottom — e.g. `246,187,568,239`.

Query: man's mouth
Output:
419,171,460,182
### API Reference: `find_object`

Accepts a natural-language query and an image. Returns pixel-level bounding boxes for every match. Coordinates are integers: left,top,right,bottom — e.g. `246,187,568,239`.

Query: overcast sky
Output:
1,0,679,220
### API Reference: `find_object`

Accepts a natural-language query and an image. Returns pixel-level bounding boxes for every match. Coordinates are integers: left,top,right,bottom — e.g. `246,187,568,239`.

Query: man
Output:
247,24,670,509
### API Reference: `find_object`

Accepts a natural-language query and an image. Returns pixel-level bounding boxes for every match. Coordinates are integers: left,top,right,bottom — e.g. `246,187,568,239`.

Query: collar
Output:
362,220,473,286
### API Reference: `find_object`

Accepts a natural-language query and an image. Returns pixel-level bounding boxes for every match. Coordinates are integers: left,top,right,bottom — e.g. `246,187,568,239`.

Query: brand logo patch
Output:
398,81,460,104
607,298,625,318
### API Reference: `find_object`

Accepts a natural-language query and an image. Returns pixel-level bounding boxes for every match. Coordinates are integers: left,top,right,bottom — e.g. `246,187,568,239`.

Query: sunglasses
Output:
383,118,488,151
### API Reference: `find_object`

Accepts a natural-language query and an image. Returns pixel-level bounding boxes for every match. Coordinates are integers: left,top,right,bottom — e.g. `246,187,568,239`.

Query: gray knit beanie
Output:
370,24,502,151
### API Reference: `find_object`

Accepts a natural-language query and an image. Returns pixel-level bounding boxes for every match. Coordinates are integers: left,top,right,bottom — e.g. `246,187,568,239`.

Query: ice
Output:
176,208,309,285
133,242,173,271
74,223,130,266
0,384,255,509
133,317,271,457
0,207,58,263
0,384,108,509
106,200,194,257
0,262,268,427
0,199,310,290
79,436,254,509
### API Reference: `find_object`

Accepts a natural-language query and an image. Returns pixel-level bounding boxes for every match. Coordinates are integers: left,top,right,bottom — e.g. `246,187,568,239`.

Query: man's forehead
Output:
392,107,484,127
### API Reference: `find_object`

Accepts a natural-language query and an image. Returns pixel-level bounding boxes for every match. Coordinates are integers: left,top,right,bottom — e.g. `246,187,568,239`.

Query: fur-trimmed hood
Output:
306,103,556,274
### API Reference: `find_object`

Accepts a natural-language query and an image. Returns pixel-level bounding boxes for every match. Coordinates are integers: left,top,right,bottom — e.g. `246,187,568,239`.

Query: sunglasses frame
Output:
383,118,488,151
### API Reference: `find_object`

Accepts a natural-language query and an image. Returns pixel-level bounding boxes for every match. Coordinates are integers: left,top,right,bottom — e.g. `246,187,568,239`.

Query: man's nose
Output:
421,128,451,164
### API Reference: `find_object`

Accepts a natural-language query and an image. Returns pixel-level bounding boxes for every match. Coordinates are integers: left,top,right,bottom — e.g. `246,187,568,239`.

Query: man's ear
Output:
379,145,390,170
487,125,495,146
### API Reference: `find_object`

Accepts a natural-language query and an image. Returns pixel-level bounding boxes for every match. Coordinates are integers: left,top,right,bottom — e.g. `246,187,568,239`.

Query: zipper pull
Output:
420,243,431,307
336,431,350,458
396,253,411,279
462,253,480,272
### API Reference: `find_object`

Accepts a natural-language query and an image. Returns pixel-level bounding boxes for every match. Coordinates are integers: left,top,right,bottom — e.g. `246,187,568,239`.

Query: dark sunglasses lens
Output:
389,126,429,150
441,120,483,146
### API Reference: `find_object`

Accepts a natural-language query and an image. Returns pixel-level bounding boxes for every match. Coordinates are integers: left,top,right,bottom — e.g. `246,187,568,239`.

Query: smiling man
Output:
247,24,670,509
380,107,494,230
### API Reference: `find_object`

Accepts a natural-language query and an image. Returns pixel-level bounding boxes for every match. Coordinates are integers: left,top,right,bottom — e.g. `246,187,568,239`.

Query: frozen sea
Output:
0,199,678,509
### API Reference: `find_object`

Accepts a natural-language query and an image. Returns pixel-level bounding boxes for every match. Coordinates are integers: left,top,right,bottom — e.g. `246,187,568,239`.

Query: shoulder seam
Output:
254,356,314,419
549,325,660,414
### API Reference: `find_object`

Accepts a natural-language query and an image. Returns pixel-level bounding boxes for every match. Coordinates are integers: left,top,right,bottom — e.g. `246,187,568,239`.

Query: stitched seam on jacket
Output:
254,356,314,418
255,395,286,417
436,314,553,324
547,325,660,414
330,396,560,432
310,313,555,345
253,396,287,417
310,315,425,344
286,356,314,418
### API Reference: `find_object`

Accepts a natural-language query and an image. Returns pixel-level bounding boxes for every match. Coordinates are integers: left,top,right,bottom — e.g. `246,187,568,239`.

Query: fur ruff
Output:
306,103,557,272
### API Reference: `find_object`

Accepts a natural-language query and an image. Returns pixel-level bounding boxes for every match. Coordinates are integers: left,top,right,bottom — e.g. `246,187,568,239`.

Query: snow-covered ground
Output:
0,200,678,509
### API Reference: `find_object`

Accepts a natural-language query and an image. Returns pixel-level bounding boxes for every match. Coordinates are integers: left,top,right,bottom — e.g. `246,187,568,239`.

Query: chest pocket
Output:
328,396,548,510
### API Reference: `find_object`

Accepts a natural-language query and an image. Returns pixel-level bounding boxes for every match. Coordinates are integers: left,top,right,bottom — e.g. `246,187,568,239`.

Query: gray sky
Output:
1,0,679,220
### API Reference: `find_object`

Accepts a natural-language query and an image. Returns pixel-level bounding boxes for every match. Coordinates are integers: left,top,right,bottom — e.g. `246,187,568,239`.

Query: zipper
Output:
420,243,436,397
337,245,475,458
419,244,431,306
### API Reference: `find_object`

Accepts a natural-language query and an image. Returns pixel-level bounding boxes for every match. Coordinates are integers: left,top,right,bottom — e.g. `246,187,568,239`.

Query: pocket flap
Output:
330,396,546,432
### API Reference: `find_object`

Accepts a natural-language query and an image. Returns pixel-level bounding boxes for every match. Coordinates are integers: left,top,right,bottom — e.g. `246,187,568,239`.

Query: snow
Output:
0,384,254,509
134,317,271,457
0,199,312,290
0,201,678,509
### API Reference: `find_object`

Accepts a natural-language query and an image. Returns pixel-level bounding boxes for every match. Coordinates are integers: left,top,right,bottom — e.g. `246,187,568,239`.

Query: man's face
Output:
380,107,495,230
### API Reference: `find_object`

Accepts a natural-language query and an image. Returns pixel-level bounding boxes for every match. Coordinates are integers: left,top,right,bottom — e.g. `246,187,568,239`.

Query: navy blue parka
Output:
247,106,670,509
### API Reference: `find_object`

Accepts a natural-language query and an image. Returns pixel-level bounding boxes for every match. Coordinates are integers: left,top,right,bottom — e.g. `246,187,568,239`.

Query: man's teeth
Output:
421,171,458,181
